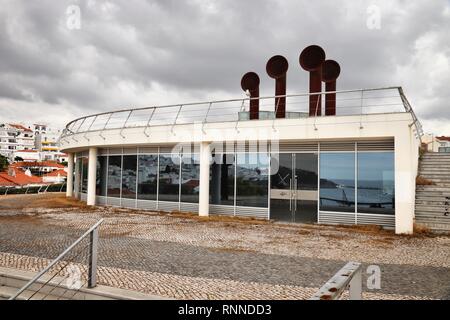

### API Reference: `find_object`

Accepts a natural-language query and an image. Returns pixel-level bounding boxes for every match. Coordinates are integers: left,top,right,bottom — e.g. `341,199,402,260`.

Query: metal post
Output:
348,267,362,300
88,227,99,288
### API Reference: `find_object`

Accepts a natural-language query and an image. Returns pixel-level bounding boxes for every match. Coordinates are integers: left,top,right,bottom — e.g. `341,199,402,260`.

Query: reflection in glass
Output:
81,157,88,193
210,154,235,205
158,154,180,202
235,153,269,208
107,155,122,198
180,154,200,203
320,153,355,212
357,152,395,215
122,155,137,199
137,155,158,200
96,156,108,196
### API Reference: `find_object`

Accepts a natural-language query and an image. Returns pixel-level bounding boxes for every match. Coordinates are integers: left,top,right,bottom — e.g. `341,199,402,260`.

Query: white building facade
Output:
59,87,422,234
0,123,35,159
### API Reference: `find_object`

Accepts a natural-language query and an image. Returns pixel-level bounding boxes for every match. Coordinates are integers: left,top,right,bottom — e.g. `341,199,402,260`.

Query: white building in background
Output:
0,123,35,159
422,134,450,153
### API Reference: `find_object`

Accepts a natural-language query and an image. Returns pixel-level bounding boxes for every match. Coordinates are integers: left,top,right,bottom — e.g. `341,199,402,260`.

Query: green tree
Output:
0,155,9,172
14,156,24,162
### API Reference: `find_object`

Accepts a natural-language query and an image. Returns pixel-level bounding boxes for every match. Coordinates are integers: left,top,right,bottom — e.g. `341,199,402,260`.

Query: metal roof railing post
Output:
170,105,183,135
234,99,246,133
202,102,213,134
83,116,97,142
120,110,133,139
99,113,113,140
143,107,156,137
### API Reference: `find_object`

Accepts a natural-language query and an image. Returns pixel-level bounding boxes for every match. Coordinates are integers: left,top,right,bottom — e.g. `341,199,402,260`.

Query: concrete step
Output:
416,185,450,192
0,285,64,300
419,168,450,172
0,267,166,300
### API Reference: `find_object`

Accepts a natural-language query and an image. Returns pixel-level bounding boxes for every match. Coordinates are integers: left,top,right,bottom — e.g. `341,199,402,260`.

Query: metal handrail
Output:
9,219,104,300
59,86,423,142
310,261,362,300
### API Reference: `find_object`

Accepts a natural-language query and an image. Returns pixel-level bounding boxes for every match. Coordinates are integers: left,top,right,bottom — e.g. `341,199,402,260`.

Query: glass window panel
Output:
158,154,180,202
236,153,269,208
96,156,108,196
137,155,158,200
122,155,137,199
81,157,88,193
320,152,355,212
210,154,235,206
357,152,395,215
107,155,122,198
180,154,200,203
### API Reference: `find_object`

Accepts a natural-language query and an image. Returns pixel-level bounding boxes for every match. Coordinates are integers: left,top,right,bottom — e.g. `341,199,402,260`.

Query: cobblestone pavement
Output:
0,194,449,300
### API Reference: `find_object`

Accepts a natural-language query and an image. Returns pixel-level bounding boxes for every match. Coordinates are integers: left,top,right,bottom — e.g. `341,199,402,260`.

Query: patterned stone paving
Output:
0,195,449,300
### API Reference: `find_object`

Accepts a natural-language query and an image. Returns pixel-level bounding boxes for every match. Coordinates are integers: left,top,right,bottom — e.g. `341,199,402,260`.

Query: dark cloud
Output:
0,0,449,134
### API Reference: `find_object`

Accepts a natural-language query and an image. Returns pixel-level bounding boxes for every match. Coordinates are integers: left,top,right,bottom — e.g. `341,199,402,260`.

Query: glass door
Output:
270,153,318,223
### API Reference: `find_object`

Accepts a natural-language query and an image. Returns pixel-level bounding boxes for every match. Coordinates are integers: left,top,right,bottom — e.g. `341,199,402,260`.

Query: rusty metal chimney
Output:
241,72,260,120
321,60,341,116
266,55,289,118
299,45,326,116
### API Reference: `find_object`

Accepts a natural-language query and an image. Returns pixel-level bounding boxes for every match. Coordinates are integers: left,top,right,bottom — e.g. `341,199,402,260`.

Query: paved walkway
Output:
0,194,449,299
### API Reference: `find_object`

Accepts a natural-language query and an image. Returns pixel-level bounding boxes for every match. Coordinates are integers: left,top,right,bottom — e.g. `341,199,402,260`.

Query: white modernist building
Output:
59,87,422,234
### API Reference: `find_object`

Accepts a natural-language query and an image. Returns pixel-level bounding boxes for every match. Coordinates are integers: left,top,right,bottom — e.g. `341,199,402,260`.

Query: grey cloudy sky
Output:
0,0,449,134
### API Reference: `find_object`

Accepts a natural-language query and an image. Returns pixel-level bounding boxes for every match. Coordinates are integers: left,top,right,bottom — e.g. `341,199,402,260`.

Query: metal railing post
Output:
348,266,362,300
88,226,99,288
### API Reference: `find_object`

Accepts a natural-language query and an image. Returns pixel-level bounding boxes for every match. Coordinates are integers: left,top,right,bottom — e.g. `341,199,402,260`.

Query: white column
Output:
87,147,98,206
199,141,211,217
394,127,417,234
66,153,74,197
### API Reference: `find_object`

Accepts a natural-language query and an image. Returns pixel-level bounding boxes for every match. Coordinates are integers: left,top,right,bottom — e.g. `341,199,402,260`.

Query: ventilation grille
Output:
157,201,179,212
121,198,136,209
108,148,122,155
180,202,199,213
357,140,394,151
122,147,138,154
96,196,107,205
209,204,235,216
235,206,269,219
277,142,318,153
320,142,355,152
357,213,395,228
107,197,120,206
137,200,157,210
319,211,356,225
139,147,159,154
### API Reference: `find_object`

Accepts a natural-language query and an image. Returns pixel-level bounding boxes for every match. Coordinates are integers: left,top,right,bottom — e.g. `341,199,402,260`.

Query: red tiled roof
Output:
436,136,450,142
15,150,38,153
12,161,65,169
0,168,42,186
9,123,32,132
44,169,67,177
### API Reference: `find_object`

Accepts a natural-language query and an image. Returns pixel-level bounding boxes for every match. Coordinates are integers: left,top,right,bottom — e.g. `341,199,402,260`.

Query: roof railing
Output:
58,87,423,145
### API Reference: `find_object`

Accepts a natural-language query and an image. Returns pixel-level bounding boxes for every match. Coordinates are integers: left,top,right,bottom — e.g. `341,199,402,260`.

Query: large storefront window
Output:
357,152,395,214
180,154,200,203
96,156,108,196
137,155,158,200
122,155,137,199
81,157,88,193
210,154,235,206
235,153,269,208
320,153,355,212
158,154,180,202
107,155,122,198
